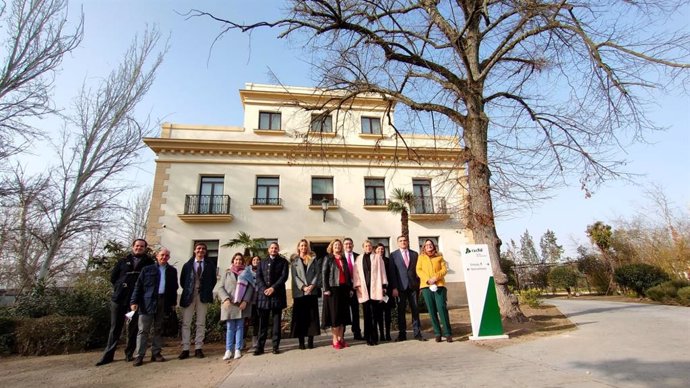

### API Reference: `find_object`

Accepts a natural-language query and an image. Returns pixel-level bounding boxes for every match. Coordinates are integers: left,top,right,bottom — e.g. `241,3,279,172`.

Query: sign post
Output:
461,244,508,340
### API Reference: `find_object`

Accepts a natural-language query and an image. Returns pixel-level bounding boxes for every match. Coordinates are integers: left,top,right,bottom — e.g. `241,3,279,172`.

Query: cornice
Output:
143,138,465,164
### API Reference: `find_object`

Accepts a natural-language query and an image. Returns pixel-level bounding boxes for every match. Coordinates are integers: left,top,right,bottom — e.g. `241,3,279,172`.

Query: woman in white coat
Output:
353,241,388,346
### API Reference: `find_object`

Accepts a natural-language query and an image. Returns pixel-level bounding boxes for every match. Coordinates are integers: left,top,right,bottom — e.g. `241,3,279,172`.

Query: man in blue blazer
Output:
389,235,426,341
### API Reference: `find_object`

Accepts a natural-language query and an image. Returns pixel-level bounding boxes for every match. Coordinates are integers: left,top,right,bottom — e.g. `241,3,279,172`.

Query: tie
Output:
196,261,202,278
348,254,353,274
403,250,409,268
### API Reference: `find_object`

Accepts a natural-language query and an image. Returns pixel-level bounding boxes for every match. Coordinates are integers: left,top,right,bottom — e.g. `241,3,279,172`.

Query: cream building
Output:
145,83,473,305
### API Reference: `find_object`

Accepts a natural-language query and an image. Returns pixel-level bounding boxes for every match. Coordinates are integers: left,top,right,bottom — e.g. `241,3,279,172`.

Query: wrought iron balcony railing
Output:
253,197,282,206
410,197,448,215
364,198,387,206
184,195,231,215
310,198,339,206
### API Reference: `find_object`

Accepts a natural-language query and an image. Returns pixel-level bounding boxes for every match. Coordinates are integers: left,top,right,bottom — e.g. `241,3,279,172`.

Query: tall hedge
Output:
614,263,669,297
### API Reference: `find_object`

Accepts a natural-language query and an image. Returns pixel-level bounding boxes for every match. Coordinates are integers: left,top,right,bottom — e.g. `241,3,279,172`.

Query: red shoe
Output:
339,339,349,348
332,342,342,350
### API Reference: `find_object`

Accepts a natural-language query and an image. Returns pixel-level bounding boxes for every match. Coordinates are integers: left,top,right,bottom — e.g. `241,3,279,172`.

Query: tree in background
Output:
196,0,690,321
548,266,579,297
540,230,563,264
0,0,82,165
520,230,540,265
587,221,618,293
386,188,414,242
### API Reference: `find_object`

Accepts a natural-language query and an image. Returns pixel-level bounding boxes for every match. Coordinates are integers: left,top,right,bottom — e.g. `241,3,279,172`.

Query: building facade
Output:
145,84,473,305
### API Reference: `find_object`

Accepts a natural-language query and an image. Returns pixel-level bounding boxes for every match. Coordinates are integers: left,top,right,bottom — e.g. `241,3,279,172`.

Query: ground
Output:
0,301,572,388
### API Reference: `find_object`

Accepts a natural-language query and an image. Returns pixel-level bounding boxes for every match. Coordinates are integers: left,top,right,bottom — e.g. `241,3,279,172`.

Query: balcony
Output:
178,194,233,223
410,197,450,221
363,198,388,210
251,197,283,209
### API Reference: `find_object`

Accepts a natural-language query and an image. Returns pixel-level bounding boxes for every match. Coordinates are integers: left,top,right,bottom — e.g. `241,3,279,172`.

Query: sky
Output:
25,0,690,257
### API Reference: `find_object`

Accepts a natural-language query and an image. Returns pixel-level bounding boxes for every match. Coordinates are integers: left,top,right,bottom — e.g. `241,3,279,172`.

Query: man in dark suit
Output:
254,242,289,355
178,242,217,359
130,247,179,366
96,239,154,366
343,237,363,340
390,235,426,341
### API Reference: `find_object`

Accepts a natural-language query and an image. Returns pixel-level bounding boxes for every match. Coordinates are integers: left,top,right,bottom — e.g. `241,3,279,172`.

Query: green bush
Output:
577,254,611,294
15,315,93,355
677,286,690,306
518,289,541,308
615,263,669,297
548,266,579,295
645,279,690,303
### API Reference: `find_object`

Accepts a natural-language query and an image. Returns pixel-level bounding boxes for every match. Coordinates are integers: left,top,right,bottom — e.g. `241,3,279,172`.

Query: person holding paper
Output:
129,247,179,366
416,239,452,343
217,252,255,360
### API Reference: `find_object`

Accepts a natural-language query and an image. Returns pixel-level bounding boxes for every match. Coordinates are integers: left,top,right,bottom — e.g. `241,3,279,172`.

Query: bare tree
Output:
0,0,83,162
30,28,165,285
194,1,690,320
119,186,152,244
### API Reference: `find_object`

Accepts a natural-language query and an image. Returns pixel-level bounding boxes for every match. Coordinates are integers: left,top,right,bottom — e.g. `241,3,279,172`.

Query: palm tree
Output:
222,231,267,258
387,188,415,241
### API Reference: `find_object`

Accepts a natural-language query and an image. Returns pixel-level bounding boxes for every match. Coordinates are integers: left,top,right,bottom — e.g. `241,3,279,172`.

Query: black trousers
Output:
99,301,138,362
396,288,422,338
362,301,381,344
257,308,283,350
348,293,361,337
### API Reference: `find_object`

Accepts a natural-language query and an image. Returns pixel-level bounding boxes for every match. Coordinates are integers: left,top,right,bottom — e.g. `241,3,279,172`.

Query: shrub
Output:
615,263,669,297
0,316,19,355
15,315,93,355
548,266,579,295
577,254,611,294
677,287,690,306
518,289,541,308
645,280,690,303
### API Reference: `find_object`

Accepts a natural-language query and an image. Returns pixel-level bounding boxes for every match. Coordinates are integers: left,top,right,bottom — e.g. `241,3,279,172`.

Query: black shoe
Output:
125,353,133,362
253,348,264,356
353,334,364,341
298,343,306,350
95,359,112,367
194,349,205,359
151,354,166,362
272,348,280,354
394,336,406,342
446,336,453,343
307,337,314,349
385,335,392,341
178,350,189,360
435,336,442,342
133,356,144,367
415,335,427,342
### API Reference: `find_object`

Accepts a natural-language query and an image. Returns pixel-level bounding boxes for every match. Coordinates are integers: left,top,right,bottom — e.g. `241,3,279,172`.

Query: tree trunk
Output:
464,96,527,322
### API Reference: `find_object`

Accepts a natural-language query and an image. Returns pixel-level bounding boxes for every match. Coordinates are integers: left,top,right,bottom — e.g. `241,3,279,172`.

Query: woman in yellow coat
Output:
416,239,452,343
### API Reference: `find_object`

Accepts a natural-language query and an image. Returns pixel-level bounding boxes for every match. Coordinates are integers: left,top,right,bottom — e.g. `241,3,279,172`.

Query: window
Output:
198,176,224,214
310,114,333,133
259,111,281,130
364,178,386,205
361,117,381,134
311,177,334,205
193,239,219,276
418,236,439,252
412,179,433,214
255,176,280,205
368,237,390,256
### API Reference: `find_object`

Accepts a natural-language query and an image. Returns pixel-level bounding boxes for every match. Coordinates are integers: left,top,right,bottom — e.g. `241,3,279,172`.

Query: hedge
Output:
15,315,93,356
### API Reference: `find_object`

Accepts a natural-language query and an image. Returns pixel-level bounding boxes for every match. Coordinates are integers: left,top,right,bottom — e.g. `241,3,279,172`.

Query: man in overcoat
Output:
254,242,289,355
390,235,426,341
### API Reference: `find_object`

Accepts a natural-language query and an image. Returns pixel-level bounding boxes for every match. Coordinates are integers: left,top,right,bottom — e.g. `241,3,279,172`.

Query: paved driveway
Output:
220,299,689,387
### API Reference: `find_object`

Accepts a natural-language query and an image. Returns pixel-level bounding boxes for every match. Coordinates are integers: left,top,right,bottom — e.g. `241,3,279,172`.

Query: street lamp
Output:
321,197,329,222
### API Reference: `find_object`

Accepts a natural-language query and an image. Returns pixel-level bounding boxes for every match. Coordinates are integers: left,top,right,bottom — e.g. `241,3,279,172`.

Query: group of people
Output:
95,235,453,367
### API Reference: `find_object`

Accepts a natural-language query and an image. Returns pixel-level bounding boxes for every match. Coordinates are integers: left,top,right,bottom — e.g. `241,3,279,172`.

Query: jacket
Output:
130,263,178,315
179,257,218,307
255,255,289,310
322,254,352,292
353,253,388,303
390,248,420,291
110,253,155,305
217,269,255,321
416,252,448,289
290,253,322,298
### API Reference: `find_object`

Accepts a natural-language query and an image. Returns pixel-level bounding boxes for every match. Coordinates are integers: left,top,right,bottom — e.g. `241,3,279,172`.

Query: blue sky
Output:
34,1,689,256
